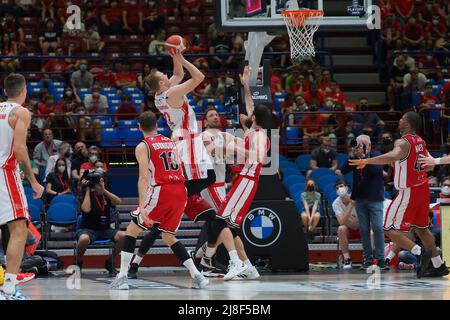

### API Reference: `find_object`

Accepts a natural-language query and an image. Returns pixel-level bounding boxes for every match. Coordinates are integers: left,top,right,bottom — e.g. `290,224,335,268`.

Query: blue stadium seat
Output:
101,128,122,147
26,196,43,213
188,99,199,109
122,128,143,147
157,118,167,128
280,160,298,170
28,204,41,224
50,81,65,88
317,175,340,192
344,171,353,186
47,203,78,225
274,92,286,99
106,93,119,100
109,99,121,106
384,191,392,200
286,127,300,145
50,194,78,208
201,98,222,109
98,119,113,128
157,126,170,137
24,186,34,197
281,168,301,177
101,87,117,95
411,92,420,107
432,85,442,101
295,154,311,172
274,98,284,111
216,104,227,113
108,105,119,114
294,199,304,213
118,120,138,129
123,87,141,95
279,155,288,162
282,175,305,189
310,168,336,181
337,153,349,168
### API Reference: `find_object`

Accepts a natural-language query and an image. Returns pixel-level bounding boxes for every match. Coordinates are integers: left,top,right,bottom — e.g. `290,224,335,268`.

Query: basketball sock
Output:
183,259,200,278
3,273,17,295
386,251,396,261
170,241,191,262
195,243,207,259
118,235,136,278
228,250,240,263
411,245,421,256
343,252,351,260
243,259,252,267
204,246,216,259
132,255,143,266
431,255,443,268
137,228,160,256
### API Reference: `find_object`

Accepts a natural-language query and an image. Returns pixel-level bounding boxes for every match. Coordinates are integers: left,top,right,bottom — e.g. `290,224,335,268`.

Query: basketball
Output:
165,35,187,55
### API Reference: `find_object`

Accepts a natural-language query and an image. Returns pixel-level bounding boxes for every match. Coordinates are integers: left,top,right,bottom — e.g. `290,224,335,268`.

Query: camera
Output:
81,170,103,188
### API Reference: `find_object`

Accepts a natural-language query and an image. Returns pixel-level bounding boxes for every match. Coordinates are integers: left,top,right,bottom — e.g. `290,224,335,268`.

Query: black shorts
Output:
76,228,118,243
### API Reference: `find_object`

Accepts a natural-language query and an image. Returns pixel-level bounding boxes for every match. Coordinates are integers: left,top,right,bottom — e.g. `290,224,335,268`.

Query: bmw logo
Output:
243,207,282,247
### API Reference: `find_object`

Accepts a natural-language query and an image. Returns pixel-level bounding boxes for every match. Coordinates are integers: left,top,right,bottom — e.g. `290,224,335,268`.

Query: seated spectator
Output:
419,82,440,110
41,0,55,21
328,102,353,146
138,64,152,92
0,33,20,73
114,63,138,89
326,81,347,105
45,109,77,141
270,70,283,96
57,87,82,114
13,0,41,18
418,0,439,25
142,0,165,34
94,63,116,88
71,60,94,90
306,136,342,179
285,68,303,95
438,137,450,179
228,0,245,18
84,84,109,114
203,78,225,100
1,12,26,53
401,17,425,50
377,132,395,154
320,97,335,113
182,0,203,17
45,158,72,204
100,0,122,35
209,32,237,70
123,0,144,34
45,142,72,181
425,14,448,50
300,179,321,239
83,24,105,53
76,176,124,273
381,13,402,50
300,104,327,146
333,181,360,269
403,68,428,110
438,177,450,201
41,47,75,83
351,97,385,141
71,142,89,185
286,94,308,126
387,55,410,111
37,93,59,116
19,147,39,188
394,0,414,24
303,81,324,107
33,128,62,169
318,69,332,92
417,55,441,69
39,18,61,55
80,146,109,177
79,115,102,143
115,95,138,121
148,29,169,70
166,0,181,18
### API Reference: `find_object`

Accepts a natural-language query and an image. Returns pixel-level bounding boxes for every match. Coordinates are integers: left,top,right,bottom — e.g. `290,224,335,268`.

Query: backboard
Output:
217,0,374,32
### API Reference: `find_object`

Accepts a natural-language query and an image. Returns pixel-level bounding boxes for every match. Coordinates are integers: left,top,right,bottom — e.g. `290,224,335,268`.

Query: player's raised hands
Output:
348,158,368,170
239,66,251,86
168,48,184,62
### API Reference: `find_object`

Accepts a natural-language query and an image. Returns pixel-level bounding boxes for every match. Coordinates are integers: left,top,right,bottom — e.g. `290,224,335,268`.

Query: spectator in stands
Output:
13,0,41,17
426,14,448,50
320,97,335,113
36,93,58,116
301,104,327,146
394,0,414,24
438,177,450,200
437,134,450,179
44,141,72,180
33,128,62,169
403,68,428,110
419,82,440,110
57,86,82,114
182,0,202,17
39,18,62,54
19,147,39,188
143,0,165,34
270,70,283,97
40,0,55,21
166,0,181,18
402,17,425,50
76,175,124,273
79,114,102,143
100,0,122,35
377,132,395,154
94,63,116,88
0,33,19,73
203,78,225,100
84,84,108,114
138,64,152,92
418,0,439,25
328,102,353,146
148,29,168,69
417,55,441,70
394,53,416,70
351,98,385,142
114,63,138,89
381,13,402,51
71,60,94,90
333,181,360,269
45,108,77,141
80,146,108,177
300,179,321,240
71,141,89,185
83,24,105,53
209,31,237,70
387,55,410,111
45,157,72,203
341,135,387,270
304,81,324,107
115,94,138,122
318,69,332,92
1,12,26,53
41,47,75,83
306,136,342,179
123,0,144,33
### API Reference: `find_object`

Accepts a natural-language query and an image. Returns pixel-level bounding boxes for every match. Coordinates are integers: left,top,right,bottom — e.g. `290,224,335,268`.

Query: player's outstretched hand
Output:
168,48,183,62
31,181,44,199
348,158,368,170
239,66,251,86
418,154,436,167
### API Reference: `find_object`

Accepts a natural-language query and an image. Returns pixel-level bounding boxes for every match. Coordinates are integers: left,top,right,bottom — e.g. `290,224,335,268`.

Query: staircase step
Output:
340,83,387,92
333,65,378,73
333,54,373,66
323,37,368,48
334,73,380,84
326,47,372,55
346,92,386,104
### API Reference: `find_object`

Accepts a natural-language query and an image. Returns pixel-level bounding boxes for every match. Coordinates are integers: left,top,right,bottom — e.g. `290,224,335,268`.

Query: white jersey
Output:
202,129,227,183
154,91,212,180
0,102,20,170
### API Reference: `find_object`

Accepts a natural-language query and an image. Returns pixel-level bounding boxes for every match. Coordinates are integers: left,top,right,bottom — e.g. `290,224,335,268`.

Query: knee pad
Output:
207,218,227,244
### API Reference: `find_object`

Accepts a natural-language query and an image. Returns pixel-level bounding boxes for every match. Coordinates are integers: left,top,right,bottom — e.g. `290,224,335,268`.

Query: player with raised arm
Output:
350,112,448,278
0,73,44,300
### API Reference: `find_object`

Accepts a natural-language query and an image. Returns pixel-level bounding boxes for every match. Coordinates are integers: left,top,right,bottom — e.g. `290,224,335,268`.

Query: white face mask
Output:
442,186,450,196
337,186,348,197
89,155,98,163
95,167,104,175
57,165,66,174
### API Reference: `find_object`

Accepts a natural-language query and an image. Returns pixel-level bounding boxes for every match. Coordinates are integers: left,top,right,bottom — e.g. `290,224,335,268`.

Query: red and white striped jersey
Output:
142,135,185,186
393,134,428,190
240,128,270,178
0,102,20,170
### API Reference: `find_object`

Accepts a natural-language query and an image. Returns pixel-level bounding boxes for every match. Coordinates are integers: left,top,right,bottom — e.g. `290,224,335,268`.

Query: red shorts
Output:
384,183,430,232
183,194,213,222
131,183,187,234
348,228,360,240
217,176,259,227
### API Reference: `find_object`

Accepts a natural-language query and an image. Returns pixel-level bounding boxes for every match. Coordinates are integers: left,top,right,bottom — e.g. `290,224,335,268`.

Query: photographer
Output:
76,174,124,274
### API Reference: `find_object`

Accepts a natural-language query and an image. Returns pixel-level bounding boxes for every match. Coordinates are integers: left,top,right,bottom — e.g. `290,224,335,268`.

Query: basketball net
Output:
281,9,324,61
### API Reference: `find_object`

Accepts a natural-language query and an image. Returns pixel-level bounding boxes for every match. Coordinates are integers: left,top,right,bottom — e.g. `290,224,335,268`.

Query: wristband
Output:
435,157,441,165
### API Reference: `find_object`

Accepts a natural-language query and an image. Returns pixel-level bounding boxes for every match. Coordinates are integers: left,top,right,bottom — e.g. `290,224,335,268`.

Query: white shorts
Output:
175,135,213,181
0,168,29,225
200,182,227,212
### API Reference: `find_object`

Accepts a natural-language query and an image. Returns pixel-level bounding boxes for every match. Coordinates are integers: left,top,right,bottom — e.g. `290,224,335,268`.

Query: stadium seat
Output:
294,199,304,213
411,92,420,107
122,128,143,147
47,203,78,225
282,175,306,189
344,171,353,186
286,127,300,145
101,87,117,95
274,92,287,99
280,160,298,170
201,98,222,109
123,87,141,95
108,105,120,114
157,126,170,137
274,98,284,111
384,191,392,200
24,186,34,197
310,168,337,181
28,204,41,225
118,120,138,129
50,194,79,208
101,128,122,147
288,182,306,197
317,175,340,192
337,153,349,168
295,154,311,172
157,118,167,127
281,168,301,177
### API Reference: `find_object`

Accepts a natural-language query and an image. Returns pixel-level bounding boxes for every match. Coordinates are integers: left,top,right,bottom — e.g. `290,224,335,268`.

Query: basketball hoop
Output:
281,9,324,61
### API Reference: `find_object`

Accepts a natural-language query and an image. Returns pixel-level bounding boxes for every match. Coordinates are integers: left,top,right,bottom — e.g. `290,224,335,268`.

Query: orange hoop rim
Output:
281,9,324,27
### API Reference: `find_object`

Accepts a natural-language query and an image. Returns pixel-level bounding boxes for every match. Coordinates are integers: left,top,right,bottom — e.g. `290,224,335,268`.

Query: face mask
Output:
360,104,368,111
337,186,348,197
307,185,315,192
57,165,66,173
30,99,38,105
65,91,72,97
93,92,100,98
322,147,330,153
64,150,71,158
95,167,104,175
442,186,450,196
325,101,334,108
433,19,439,25
80,64,87,72
89,155,98,163
382,138,392,145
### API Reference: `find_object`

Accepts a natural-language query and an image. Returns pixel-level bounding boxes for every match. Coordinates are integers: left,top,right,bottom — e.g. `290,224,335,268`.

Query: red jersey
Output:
239,128,270,179
393,134,428,189
142,135,185,186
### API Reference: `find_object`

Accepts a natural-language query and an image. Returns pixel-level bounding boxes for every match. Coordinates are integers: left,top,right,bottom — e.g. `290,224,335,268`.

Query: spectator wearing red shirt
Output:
418,55,440,69
377,0,394,21
418,0,439,24
394,0,414,23
166,0,181,18
80,146,109,177
123,0,144,34
419,83,440,108
327,82,347,105
101,0,122,35
182,0,203,17
304,82,325,106
318,69,332,92
115,95,138,122
280,93,295,117
41,47,74,82
41,0,55,21
381,13,402,50
143,0,166,34
114,63,138,89
94,63,116,88
300,104,327,146
271,70,283,96
37,93,61,116
402,17,425,50
425,15,448,49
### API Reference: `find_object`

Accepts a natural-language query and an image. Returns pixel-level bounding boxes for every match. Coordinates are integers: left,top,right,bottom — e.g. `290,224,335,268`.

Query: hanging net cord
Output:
281,10,323,61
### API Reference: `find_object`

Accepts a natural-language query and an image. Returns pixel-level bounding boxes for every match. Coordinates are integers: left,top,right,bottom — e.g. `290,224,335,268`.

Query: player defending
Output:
110,111,209,289
0,73,44,300
350,112,448,278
